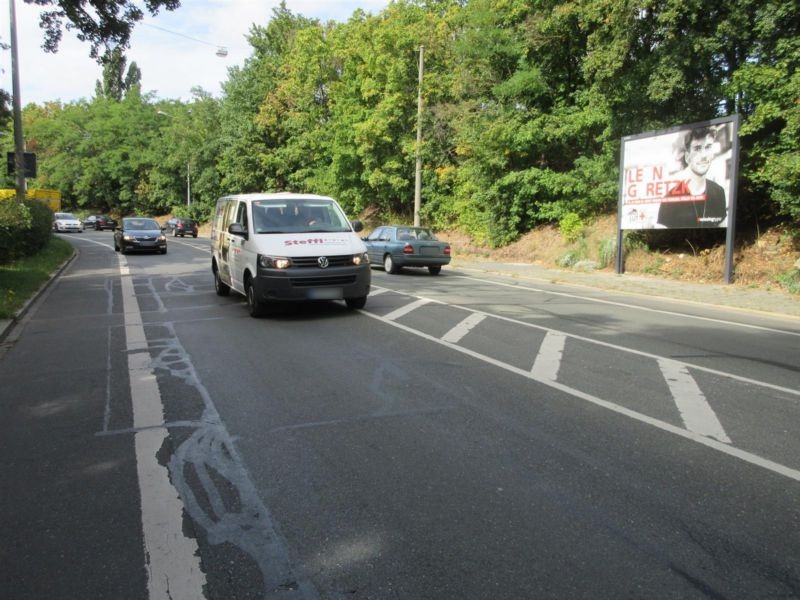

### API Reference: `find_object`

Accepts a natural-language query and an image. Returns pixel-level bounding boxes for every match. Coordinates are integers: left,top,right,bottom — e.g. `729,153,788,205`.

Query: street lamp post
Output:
9,0,27,203
413,45,424,227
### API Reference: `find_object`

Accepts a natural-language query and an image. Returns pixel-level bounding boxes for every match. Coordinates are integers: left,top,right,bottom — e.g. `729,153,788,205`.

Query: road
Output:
1,230,798,599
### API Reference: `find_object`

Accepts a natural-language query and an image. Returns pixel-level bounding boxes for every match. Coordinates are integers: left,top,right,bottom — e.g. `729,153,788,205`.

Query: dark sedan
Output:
364,226,451,275
114,217,167,255
86,214,117,231
163,217,198,238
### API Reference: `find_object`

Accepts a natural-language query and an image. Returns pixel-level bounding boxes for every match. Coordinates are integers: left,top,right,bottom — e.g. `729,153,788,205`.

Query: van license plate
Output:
308,288,343,299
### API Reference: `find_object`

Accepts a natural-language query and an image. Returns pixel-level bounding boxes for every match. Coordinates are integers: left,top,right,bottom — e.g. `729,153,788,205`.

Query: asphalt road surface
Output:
1,230,798,599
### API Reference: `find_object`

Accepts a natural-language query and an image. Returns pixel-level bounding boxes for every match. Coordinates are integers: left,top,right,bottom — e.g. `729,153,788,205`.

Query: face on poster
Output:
620,121,735,230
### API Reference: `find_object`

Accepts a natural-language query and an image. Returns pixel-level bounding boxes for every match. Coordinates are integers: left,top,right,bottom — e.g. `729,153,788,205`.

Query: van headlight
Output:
352,252,369,266
258,254,292,269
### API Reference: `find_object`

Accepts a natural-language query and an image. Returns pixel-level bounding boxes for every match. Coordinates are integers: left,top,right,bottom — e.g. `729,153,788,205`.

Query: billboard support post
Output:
723,114,741,284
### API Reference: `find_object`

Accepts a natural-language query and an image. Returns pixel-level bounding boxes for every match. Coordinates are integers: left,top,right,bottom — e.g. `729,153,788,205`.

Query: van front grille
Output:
290,275,357,287
292,255,352,268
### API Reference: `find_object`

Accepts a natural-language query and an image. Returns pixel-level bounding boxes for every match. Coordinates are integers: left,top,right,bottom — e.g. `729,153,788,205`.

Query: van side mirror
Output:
228,223,248,239
351,220,364,233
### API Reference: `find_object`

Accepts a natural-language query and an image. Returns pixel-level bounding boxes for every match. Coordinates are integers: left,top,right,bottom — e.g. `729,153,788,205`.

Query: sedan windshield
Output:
123,218,160,230
252,199,352,234
55,213,76,220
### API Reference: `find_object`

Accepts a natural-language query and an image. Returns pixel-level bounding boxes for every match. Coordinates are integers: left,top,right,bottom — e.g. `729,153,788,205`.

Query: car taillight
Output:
444,245,451,255
403,244,414,255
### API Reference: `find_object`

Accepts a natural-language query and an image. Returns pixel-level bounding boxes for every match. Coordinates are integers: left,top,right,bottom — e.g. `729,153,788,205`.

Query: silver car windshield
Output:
252,199,352,234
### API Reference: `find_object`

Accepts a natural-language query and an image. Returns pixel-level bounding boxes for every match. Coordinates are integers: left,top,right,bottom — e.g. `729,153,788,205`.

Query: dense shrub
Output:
0,200,52,264
21,200,54,255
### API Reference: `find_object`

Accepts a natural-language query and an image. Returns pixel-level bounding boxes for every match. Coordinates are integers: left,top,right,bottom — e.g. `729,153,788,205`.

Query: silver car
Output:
53,212,84,233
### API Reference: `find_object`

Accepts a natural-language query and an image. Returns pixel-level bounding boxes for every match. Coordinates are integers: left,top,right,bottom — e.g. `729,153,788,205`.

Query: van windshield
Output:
252,199,353,234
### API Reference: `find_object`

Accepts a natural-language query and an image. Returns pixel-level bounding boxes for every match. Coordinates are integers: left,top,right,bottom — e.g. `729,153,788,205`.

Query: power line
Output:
140,22,228,56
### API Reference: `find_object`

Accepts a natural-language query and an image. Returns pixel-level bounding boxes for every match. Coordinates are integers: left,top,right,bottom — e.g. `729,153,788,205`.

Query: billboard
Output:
618,116,739,230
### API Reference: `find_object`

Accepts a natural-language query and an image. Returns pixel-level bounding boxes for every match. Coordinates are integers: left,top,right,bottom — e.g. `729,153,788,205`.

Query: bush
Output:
0,200,53,264
559,212,585,243
776,269,800,294
20,200,54,255
598,238,617,269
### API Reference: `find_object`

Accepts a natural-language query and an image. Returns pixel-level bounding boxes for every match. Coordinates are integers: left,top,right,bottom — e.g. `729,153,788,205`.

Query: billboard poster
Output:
619,117,739,230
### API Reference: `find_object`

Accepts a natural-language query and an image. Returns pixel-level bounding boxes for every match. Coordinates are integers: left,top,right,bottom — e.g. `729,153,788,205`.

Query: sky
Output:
0,0,389,106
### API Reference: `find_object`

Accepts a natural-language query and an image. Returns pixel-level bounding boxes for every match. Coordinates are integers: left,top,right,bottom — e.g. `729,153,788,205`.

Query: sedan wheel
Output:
384,254,399,274
428,266,442,275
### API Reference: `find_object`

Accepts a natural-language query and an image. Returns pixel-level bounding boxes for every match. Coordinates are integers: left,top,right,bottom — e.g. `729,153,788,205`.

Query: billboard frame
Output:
615,115,741,283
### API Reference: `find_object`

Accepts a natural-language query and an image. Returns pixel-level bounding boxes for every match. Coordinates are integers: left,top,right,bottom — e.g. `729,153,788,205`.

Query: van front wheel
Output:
246,279,265,317
345,296,367,310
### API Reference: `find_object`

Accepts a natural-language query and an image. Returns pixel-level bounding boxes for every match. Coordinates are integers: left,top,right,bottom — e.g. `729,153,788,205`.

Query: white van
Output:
211,193,371,316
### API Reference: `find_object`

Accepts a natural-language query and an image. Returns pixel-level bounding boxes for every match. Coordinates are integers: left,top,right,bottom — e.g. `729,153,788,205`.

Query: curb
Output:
0,248,78,345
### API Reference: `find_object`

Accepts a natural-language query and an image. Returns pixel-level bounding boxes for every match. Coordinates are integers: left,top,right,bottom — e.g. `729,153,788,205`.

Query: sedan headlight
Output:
258,254,292,269
123,234,135,241
352,252,369,266
158,235,166,242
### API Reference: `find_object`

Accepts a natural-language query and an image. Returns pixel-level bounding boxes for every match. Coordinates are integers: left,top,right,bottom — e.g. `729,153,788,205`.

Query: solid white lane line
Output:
658,359,731,443
456,274,800,337
382,298,430,321
361,310,800,483
119,255,206,599
531,331,566,381
442,312,486,344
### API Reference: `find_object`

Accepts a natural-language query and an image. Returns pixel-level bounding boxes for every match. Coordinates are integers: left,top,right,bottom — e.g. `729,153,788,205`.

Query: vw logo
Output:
317,256,329,268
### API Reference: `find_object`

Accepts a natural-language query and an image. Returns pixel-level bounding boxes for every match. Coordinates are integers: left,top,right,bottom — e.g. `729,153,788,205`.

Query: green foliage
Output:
598,238,617,269
32,0,181,59
0,237,72,318
0,201,32,263
0,200,52,264
559,213,584,243
776,269,800,294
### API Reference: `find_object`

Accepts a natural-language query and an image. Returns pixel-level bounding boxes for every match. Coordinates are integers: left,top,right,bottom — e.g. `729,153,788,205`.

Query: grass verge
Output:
0,237,74,319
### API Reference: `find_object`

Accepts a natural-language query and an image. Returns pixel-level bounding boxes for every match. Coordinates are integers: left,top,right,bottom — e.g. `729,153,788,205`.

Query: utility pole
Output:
9,0,26,203
413,45,424,227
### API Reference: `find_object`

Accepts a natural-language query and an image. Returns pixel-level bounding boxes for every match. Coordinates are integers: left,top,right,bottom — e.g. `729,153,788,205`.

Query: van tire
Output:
246,278,265,317
346,296,367,310
213,265,230,296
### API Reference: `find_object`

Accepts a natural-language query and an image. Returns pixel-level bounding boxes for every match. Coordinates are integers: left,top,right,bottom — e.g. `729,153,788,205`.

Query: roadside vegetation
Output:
0,237,73,319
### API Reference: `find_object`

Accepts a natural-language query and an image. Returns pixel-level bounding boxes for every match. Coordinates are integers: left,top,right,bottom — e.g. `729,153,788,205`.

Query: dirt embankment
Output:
438,214,800,293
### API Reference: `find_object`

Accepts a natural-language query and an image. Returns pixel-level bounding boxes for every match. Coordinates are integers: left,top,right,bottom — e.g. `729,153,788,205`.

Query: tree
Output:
94,47,141,100
218,3,318,193
29,0,181,59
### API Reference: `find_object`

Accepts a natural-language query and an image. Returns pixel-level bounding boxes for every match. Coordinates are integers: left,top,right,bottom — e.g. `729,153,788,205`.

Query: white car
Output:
53,212,84,233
